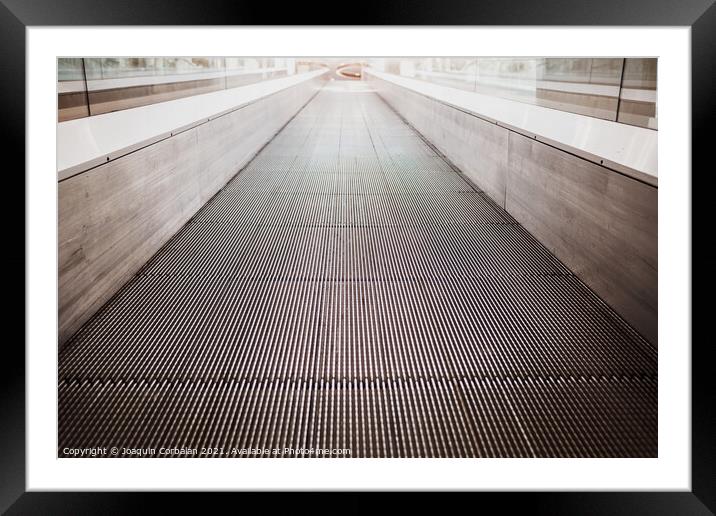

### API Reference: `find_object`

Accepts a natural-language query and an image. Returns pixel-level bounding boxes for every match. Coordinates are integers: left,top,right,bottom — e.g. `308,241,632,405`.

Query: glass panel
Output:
383,58,402,75
85,57,226,115
413,57,477,92
589,58,624,85
64,56,304,119
534,58,622,120
371,57,655,126
58,58,89,122
84,58,157,80
225,57,287,88
58,58,85,81
62,56,309,120
82,58,103,81
154,57,223,76
617,58,657,129
476,57,537,102
59,56,656,130
621,58,657,89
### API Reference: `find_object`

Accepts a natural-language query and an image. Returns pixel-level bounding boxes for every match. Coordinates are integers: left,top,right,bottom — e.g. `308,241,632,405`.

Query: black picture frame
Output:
3,0,714,513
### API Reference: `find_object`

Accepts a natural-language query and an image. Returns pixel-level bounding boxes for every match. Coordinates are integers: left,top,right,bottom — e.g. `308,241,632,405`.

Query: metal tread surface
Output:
59,82,657,458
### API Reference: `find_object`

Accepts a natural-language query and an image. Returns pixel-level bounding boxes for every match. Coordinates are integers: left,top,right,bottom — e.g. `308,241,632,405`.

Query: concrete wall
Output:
368,74,658,345
58,75,324,346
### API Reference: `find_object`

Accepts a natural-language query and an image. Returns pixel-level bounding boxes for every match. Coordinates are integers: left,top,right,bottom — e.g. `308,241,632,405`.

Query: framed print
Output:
5,0,715,512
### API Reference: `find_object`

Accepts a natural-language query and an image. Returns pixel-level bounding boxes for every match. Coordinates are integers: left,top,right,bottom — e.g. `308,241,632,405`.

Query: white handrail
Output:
365,68,657,184
57,69,327,181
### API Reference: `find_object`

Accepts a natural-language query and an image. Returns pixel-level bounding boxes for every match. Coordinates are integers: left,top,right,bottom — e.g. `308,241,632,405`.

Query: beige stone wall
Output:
369,74,657,345
58,77,324,346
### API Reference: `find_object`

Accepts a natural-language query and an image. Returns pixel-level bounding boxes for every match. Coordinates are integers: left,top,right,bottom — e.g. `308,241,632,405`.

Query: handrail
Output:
365,69,657,186
57,69,327,181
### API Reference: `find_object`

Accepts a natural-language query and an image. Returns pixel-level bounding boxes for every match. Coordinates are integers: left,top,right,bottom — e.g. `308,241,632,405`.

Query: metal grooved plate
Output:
59,83,657,458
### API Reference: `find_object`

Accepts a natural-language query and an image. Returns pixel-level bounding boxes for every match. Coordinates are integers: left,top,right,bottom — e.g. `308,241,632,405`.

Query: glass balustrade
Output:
366,57,657,129
57,57,297,122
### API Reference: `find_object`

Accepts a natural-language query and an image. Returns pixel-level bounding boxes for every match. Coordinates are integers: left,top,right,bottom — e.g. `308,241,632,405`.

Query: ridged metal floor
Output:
59,82,657,458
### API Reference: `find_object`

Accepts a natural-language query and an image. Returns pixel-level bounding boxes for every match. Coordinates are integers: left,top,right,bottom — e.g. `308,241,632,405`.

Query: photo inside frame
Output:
56,56,658,459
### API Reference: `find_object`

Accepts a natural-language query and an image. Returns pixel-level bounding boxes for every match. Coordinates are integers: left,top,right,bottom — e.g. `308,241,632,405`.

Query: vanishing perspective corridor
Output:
58,82,657,458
